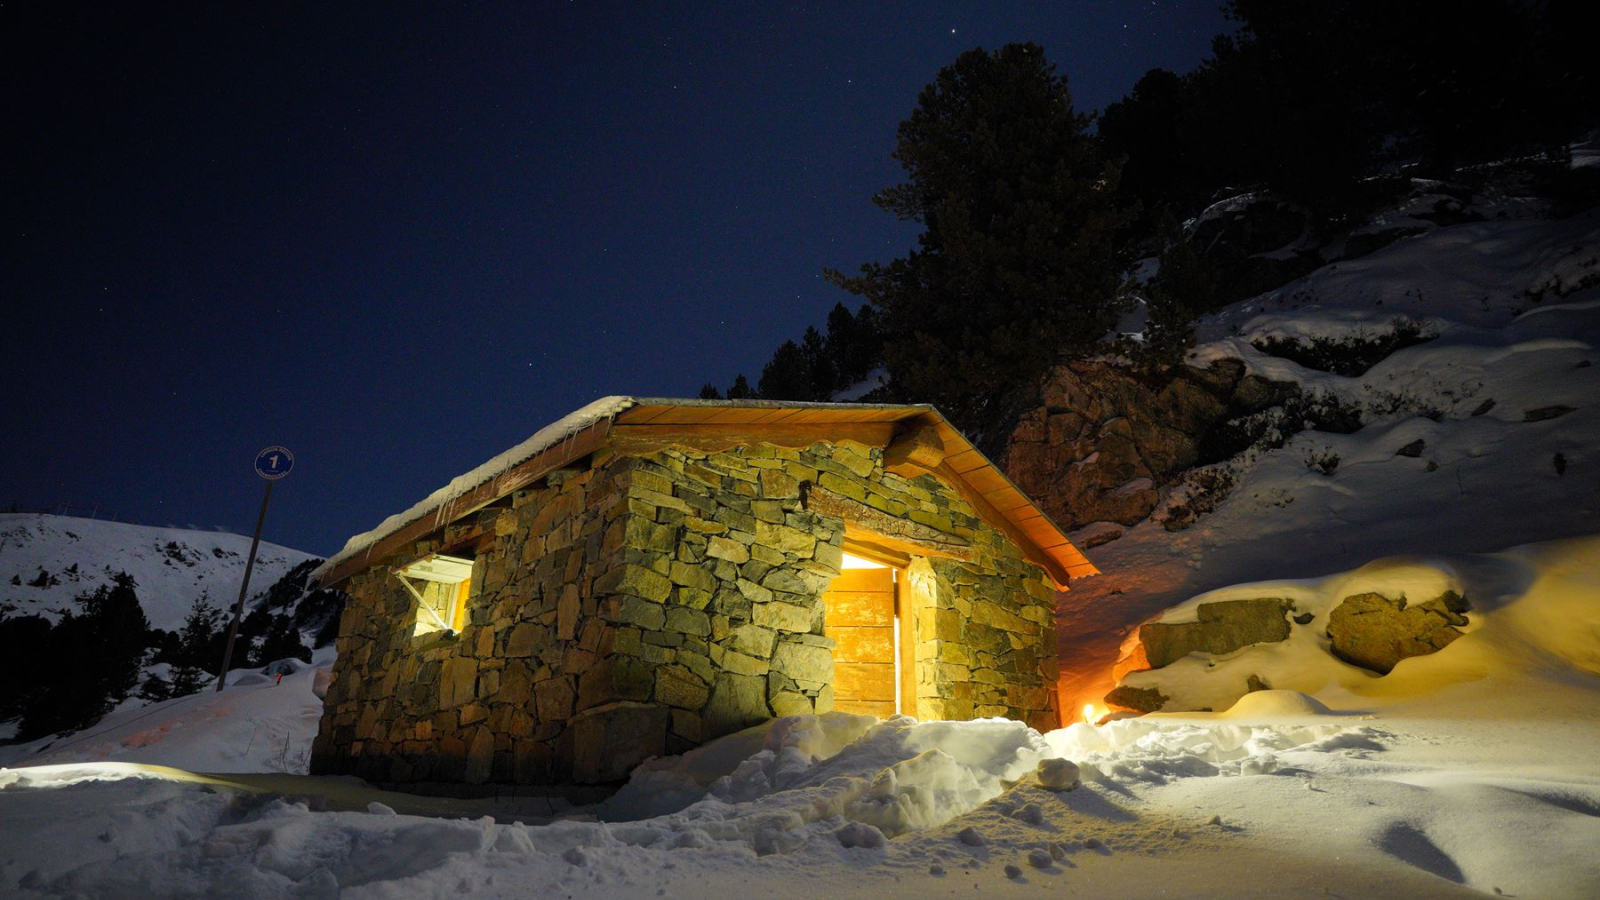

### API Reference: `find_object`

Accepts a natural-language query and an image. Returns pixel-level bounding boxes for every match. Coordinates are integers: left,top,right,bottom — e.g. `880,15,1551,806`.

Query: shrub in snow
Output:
1304,447,1340,475
957,826,987,847
1251,317,1436,377
1157,465,1239,532
1196,390,1363,466
1028,848,1054,868
1004,863,1024,878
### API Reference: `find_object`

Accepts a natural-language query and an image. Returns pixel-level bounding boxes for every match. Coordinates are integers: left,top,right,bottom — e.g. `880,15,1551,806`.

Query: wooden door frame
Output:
892,567,918,718
839,538,919,719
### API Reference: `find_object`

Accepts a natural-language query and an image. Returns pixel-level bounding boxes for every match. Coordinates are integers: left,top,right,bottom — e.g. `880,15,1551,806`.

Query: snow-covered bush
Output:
1250,317,1435,377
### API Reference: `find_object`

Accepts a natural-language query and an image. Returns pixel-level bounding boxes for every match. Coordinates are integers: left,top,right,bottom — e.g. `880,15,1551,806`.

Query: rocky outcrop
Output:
1005,360,1297,532
1104,684,1168,714
1188,195,1323,302
1138,599,1294,668
1326,591,1470,674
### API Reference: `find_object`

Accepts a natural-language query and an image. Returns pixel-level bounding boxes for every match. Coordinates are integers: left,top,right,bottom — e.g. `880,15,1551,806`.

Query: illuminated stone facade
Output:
311,439,1058,785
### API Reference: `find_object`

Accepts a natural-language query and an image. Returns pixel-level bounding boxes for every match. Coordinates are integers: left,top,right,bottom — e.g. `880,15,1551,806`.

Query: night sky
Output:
3,2,1228,557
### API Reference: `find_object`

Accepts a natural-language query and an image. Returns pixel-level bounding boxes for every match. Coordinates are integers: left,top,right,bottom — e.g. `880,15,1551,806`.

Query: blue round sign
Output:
254,446,295,481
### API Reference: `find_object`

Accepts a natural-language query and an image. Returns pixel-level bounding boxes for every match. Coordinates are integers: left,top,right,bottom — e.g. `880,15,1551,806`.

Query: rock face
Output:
311,438,1058,787
1189,195,1323,301
1005,360,1296,532
1138,599,1294,668
1325,591,1470,674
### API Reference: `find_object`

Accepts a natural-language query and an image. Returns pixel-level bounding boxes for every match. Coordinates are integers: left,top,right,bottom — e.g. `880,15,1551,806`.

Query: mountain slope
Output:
1053,206,1600,710
0,514,316,631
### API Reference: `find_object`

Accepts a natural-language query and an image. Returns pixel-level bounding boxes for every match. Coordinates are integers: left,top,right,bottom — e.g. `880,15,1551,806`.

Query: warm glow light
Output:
1082,703,1098,725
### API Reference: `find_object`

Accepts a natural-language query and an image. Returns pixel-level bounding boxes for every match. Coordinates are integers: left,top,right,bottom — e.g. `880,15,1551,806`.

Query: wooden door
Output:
823,568,897,717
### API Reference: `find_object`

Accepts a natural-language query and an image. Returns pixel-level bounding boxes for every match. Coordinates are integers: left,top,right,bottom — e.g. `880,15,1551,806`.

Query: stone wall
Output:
310,462,628,785
311,438,1059,786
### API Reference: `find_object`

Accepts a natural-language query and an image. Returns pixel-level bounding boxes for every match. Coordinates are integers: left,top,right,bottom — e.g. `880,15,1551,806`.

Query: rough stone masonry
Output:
310,438,1059,786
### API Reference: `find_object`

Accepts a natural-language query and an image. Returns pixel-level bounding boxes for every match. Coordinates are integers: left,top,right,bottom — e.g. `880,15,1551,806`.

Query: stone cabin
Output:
309,397,1096,785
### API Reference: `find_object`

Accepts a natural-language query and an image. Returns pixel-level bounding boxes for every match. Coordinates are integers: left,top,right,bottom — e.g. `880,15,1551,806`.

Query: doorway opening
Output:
822,549,918,718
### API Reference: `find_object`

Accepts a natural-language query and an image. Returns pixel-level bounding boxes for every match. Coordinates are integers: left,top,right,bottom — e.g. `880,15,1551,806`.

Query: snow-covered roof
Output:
310,396,636,585
312,396,1096,590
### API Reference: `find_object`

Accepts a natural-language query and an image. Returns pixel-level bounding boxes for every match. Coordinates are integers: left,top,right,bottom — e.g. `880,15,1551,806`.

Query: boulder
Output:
1035,757,1081,791
1138,599,1293,668
1326,591,1470,674
1523,405,1575,422
1103,684,1167,713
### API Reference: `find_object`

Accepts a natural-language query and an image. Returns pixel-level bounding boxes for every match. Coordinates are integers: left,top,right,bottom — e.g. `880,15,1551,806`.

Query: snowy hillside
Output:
0,514,316,631
1,204,1596,900
1057,206,1600,710
0,534,1596,898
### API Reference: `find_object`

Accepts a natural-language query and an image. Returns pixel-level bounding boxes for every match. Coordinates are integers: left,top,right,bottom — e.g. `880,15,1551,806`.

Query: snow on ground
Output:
0,650,334,776
2,536,1597,899
0,514,316,630
3,205,1597,900
1057,207,1600,710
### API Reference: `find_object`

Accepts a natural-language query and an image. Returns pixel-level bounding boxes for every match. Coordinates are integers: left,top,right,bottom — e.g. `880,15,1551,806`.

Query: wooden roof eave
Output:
316,397,1097,592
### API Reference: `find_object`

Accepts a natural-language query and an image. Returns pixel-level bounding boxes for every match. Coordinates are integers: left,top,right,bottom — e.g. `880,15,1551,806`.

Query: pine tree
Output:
828,43,1131,438
758,340,815,401
698,383,723,399
799,326,835,398
825,302,884,391
18,572,150,738
0,614,54,719
255,614,311,666
1135,218,1220,368
167,595,223,695
725,374,755,399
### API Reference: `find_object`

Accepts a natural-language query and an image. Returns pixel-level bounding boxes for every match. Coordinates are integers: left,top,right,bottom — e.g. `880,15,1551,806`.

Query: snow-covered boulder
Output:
1325,590,1470,674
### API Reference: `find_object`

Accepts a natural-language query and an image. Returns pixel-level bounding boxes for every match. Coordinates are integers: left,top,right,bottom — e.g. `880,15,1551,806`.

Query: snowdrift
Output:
2,535,1598,899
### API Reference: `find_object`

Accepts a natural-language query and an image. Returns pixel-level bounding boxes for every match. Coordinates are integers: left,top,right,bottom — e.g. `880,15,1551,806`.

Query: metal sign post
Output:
216,446,294,691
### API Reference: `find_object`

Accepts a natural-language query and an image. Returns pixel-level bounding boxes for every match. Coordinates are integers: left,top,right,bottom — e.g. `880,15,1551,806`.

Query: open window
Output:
395,553,474,637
